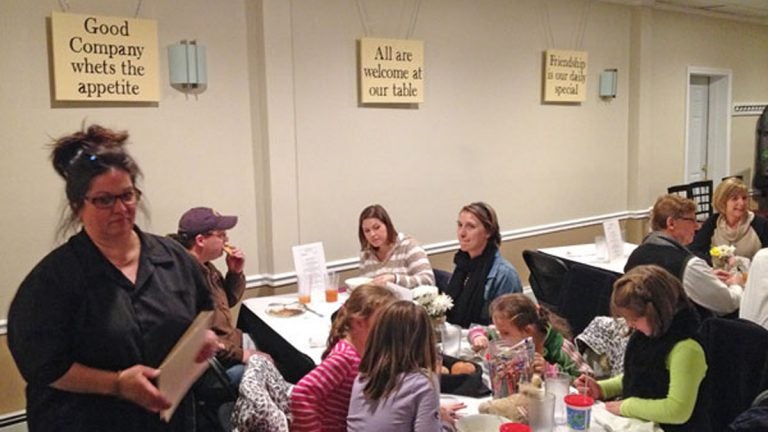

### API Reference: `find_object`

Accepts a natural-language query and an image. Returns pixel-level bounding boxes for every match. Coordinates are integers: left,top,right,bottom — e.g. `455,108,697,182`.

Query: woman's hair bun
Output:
50,125,128,179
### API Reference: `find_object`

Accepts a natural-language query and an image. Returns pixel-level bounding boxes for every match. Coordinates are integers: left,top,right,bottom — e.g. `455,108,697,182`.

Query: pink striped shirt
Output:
290,339,360,431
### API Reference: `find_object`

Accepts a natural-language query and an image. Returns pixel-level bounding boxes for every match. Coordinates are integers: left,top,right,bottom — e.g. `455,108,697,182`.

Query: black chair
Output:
522,250,570,313
558,263,618,337
193,358,238,432
700,318,768,431
667,180,713,222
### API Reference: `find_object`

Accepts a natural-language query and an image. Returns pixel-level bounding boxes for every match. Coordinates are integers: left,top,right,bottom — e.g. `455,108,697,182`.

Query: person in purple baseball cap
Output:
172,207,264,386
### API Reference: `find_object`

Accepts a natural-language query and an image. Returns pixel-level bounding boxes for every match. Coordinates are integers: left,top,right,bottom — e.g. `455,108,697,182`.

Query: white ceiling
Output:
600,0,768,24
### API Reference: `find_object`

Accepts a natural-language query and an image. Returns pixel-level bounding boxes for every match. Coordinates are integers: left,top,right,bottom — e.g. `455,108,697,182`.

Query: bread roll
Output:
450,361,475,375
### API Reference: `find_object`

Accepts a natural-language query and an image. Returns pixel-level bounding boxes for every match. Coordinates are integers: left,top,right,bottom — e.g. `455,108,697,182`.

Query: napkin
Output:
592,402,663,432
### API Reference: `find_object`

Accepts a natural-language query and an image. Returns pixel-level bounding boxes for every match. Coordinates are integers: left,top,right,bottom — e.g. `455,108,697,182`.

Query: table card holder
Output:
292,242,330,302
602,219,624,262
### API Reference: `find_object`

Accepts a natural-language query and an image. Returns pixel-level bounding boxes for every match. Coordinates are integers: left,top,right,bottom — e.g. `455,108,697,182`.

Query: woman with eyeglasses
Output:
444,202,522,328
7,125,218,432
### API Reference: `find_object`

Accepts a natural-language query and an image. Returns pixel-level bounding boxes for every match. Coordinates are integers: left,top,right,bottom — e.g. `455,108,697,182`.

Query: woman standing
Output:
358,204,435,288
690,177,768,262
445,202,522,327
8,125,217,432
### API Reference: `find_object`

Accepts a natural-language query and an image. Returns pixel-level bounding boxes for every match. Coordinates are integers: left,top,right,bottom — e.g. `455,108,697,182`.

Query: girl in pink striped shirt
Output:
289,284,397,431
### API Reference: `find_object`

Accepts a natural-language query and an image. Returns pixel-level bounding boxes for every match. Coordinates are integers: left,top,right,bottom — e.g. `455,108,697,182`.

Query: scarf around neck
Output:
445,242,497,327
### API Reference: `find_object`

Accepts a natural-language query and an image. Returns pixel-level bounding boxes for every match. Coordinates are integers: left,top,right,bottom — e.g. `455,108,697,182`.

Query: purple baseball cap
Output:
178,207,238,236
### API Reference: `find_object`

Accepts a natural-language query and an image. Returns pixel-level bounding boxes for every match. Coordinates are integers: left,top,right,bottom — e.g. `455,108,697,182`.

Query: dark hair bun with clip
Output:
51,125,129,179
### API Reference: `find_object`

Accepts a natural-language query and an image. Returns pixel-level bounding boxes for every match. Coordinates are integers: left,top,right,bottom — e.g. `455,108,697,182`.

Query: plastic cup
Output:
325,271,339,302
564,394,594,431
298,274,312,304
527,393,555,432
545,372,570,425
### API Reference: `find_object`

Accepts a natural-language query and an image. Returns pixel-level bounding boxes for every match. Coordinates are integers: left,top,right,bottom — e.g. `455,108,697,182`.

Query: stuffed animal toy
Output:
478,374,543,423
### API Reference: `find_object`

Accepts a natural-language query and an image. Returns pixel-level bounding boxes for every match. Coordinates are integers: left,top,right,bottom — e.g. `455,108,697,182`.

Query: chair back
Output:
700,317,768,431
522,250,570,313
558,263,618,337
666,180,713,222
433,268,453,292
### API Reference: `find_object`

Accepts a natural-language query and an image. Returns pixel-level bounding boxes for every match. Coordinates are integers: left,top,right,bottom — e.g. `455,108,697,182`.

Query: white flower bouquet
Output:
412,285,454,318
710,244,736,270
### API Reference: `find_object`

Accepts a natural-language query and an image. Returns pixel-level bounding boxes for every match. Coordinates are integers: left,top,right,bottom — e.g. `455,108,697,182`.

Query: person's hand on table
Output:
574,374,603,400
372,274,395,285
605,400,623,416
470,334,488,352
225,245,245,274
115,365,171,413
440,400,467,426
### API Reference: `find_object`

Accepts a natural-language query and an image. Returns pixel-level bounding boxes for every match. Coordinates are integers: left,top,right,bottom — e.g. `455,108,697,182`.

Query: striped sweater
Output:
360,233,435,288
289,339,360,431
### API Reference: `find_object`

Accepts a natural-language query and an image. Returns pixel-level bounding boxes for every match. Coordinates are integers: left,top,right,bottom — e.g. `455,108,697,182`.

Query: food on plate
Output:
265,303,305,317
450,361,476,375
441,365,450,375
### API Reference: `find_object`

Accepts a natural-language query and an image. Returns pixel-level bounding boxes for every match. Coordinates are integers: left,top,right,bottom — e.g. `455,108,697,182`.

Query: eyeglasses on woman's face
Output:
84,188,142,209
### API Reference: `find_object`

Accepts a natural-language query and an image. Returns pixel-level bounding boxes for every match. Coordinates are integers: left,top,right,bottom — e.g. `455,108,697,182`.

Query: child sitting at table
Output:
574,265,710,431
290,284,397,432
347,300,452,432
468,293,592,378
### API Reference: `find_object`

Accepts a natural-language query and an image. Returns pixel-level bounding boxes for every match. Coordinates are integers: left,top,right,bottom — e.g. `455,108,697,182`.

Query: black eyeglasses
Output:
676,216,698,223
84,188,142,209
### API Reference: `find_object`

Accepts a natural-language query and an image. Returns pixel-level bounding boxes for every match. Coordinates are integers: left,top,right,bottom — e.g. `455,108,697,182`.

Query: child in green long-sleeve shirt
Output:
575,265,709,431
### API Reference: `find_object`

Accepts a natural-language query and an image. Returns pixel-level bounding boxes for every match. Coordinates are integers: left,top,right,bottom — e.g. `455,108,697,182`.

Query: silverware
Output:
300,303,324,317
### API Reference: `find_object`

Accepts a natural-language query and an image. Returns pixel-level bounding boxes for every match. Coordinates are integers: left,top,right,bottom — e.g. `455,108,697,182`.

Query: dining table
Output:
538,242,638,275
238,289,660,431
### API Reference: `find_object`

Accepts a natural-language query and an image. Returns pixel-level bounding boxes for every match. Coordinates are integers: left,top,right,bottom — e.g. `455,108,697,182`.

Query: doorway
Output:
685,67,732,183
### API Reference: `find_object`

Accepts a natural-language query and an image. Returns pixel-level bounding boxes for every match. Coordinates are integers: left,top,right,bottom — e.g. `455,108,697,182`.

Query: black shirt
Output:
8,228,212,432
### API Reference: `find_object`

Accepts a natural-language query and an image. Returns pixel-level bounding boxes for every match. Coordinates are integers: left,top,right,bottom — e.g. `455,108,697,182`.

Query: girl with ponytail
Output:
290,284,397,431
468,293,592,378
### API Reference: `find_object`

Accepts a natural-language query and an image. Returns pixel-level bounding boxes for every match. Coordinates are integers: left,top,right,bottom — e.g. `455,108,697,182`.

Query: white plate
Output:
344,276,372,290
456,414,511,432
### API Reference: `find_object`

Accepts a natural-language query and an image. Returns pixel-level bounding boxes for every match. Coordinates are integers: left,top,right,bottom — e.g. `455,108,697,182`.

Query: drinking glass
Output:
325,271,339,302
545,372,571,425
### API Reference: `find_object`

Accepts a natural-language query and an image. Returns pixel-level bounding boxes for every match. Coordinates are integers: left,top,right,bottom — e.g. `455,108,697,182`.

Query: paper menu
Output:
602,218,624,261
157,310,214,422
291,242,329,292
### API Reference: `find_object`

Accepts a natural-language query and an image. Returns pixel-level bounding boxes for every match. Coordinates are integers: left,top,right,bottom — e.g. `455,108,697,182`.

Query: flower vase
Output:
431,315,446,349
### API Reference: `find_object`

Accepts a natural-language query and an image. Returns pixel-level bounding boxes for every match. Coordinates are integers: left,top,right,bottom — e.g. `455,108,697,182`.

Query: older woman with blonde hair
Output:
690,177,768,262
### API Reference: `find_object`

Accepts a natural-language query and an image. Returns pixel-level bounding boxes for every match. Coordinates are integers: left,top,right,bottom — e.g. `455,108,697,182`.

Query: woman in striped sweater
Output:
289,284,397,431
358,204,435,288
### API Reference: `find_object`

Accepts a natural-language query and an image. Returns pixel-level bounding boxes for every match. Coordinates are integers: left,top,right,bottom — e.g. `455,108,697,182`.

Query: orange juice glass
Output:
325,289,338,303
298,294,311,304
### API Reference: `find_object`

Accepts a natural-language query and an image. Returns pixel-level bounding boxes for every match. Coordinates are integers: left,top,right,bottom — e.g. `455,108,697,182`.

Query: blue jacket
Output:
479,251,523,323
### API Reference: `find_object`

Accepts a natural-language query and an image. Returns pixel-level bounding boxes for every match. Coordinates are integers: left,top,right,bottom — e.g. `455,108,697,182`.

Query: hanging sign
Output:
50,12,159,102
543,49,588,103
359,37,424,104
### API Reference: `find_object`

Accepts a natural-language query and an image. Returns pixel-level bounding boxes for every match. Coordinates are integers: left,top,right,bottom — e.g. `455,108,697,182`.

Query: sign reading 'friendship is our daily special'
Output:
543,49,588,103
51,12,159,102
359,37,424,104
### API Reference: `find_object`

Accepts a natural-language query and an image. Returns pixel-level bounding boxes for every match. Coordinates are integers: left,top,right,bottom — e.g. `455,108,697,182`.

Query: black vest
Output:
623,307,711,432
624,239,712,320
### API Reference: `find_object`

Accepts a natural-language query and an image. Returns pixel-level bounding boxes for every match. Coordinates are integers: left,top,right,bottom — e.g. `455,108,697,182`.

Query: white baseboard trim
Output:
0,209,649,335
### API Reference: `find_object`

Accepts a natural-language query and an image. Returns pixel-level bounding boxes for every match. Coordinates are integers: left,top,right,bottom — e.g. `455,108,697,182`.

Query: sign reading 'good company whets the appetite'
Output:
51,12,159,102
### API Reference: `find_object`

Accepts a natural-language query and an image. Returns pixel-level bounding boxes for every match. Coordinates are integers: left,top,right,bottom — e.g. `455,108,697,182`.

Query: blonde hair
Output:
611,265,690,338
358,301,438,400
322,284,396,359
489,293,572,340
713,177,748,215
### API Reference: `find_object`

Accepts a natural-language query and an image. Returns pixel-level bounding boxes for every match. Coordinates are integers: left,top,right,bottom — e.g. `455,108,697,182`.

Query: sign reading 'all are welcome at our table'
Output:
51,12,159,102
359,37,424,104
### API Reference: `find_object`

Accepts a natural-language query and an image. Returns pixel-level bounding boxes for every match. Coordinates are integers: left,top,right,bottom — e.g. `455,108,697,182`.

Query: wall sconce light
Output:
168,40,207,92
599,69,617,98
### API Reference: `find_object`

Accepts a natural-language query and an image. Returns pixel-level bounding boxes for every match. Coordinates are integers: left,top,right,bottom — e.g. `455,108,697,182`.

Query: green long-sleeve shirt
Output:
598,338,707,425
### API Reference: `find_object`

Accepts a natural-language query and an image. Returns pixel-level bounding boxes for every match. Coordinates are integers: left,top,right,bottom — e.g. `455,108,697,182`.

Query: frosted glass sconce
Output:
168,40,207,91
